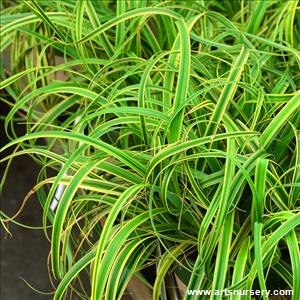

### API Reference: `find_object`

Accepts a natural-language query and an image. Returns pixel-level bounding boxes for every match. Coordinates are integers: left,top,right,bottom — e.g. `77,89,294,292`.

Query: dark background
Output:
0,102,52,300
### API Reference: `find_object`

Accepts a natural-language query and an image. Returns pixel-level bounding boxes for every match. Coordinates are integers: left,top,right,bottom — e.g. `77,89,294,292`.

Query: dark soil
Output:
0,104,52,300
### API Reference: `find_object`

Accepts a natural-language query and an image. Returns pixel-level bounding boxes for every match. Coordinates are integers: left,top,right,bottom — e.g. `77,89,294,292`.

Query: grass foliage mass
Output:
1,0,300,299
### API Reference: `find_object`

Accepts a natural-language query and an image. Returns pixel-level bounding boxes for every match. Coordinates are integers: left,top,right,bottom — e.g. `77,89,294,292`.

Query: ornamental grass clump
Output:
0,1,300,299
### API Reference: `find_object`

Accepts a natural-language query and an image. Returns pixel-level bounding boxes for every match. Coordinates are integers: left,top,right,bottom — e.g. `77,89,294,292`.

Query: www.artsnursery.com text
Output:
186,289,293,297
